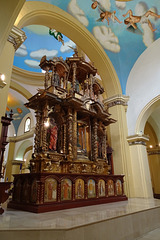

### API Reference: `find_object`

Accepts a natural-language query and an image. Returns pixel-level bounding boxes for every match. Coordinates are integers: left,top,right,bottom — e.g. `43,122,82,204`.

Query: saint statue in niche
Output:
47,118,58,151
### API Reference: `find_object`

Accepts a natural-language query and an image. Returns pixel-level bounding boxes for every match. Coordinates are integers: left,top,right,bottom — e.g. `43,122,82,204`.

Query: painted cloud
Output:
99,0,111,11
115,1,126,10
141,24,154,47
93,26,120,53
30,49,58,60
135,1,148,15
25,25,49,35
24,60,40,69
15,44,27,57
68,0,89,27
60,40,76,53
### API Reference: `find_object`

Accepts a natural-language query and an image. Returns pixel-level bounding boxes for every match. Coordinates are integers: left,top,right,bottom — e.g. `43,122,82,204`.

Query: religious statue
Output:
47,118,58,151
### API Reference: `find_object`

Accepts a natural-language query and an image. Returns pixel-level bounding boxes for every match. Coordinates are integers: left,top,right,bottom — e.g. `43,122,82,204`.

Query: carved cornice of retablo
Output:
103,94,129,110
8,26,27,50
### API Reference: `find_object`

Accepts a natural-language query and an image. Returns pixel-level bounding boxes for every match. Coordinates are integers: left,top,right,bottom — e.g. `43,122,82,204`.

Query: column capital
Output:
103,94,129,111
127,134,149,146
147,146,160,155
7,26,27,50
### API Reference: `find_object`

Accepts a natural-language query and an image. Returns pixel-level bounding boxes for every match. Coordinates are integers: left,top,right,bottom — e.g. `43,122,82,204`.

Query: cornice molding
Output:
147,147,160,155
103,94,129,109
127,134,149,146
12,160,24,165
7,25,27,50
11,66,44,86
8,129,35,143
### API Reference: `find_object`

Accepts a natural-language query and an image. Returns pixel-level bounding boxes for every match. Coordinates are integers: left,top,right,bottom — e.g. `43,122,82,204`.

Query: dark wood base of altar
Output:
8,173,127,213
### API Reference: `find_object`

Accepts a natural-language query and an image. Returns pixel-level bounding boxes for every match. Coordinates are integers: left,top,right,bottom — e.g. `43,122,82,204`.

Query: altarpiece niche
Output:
8,53,127,213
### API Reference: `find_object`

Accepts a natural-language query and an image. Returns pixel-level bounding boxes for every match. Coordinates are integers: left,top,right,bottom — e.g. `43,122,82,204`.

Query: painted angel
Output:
123,9,160,32
49,28,64,45
91,1,122,25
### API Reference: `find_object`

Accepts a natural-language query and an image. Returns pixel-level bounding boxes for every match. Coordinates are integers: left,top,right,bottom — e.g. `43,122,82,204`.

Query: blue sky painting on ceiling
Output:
6,92,30,134
15,0,160,94
14,25,76,72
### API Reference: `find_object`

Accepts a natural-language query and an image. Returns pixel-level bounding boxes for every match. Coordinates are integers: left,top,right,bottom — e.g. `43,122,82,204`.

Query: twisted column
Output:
44,66,50,89
92,118,98,161
72,110,77,160
72,62,77,93
42,104,49,152
67,107,73,160
34,110,42,153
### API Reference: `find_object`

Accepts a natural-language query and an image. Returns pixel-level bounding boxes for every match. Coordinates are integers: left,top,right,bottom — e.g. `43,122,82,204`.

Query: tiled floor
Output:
1,198,160,240
0,198,160,230
136,228,160,240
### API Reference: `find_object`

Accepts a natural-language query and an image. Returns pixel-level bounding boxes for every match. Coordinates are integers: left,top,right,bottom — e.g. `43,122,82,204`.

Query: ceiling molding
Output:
12,66,44,86
10,79,33,99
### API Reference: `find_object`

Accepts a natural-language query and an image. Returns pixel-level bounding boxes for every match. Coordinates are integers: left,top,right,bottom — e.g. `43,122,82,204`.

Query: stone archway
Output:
15,140,33,161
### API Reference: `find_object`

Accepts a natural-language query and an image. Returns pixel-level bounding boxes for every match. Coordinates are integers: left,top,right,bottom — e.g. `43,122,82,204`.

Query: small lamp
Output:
0,74,6,88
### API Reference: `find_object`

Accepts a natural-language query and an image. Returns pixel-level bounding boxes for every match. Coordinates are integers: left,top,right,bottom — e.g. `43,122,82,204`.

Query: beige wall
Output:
0,0,25,55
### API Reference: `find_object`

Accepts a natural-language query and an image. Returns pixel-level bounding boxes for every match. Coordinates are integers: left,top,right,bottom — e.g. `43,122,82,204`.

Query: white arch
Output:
15,139,33,161
135,95,160,135
15,1,121,97
126,38,160,135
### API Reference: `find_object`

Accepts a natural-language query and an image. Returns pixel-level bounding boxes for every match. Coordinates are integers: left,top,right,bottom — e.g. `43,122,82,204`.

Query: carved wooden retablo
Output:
8,54,127,213
26,55,116,175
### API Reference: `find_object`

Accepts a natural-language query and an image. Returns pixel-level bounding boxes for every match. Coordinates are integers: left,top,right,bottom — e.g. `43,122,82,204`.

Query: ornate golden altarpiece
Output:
8,54,127,213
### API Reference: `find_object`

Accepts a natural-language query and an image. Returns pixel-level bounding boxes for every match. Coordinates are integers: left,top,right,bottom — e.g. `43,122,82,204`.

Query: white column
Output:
104,95,134,197
127,134,153,198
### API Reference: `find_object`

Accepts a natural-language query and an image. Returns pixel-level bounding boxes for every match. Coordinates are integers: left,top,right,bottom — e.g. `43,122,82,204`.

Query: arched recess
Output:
15,1,121,97
135,95,160,135
15,140,33,161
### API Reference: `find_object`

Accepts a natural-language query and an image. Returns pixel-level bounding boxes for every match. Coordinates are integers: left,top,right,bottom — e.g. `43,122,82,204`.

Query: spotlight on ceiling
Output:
0,73,6,88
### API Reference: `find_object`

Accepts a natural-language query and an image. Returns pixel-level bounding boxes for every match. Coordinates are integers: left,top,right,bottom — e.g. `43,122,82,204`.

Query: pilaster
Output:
147,146,160,197
104,94,133,197
0,26,26,134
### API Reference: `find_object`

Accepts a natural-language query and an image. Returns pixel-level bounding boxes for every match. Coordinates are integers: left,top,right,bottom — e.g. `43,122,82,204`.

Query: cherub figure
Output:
123,9,160,32
91,1,122,25
98,10,122,25
91,0,99,9
49,28,64,45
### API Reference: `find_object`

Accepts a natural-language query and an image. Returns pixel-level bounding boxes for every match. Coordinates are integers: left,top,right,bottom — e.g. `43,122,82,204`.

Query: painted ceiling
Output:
13,0,160,95
7,90,30,134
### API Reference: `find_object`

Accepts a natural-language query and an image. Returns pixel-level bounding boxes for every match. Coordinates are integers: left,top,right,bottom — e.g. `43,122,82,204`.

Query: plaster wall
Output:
126,38,160,136
17,113,35,136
